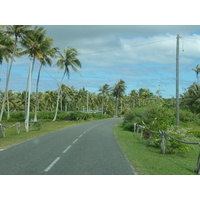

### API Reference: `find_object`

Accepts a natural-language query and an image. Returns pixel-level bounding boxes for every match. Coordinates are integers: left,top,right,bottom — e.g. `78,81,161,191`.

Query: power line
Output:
183,38,200,46
180,57,200,75
79,38,172,55
41,67,59,84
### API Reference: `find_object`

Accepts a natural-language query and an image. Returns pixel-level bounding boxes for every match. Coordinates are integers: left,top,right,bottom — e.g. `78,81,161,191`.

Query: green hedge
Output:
5,111,111,122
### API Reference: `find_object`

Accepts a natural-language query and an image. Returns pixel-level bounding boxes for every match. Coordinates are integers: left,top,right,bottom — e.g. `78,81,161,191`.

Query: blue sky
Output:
1,25,200,98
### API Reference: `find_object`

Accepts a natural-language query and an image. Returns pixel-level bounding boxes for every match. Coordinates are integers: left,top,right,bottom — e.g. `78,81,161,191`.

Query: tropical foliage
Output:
1,25,200,135
181,83,200,114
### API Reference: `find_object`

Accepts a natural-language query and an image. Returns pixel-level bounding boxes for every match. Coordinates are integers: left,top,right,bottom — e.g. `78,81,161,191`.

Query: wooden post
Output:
0,124,5,137
195,151,200,174
140,126,145,139
160,131,165,154
147,133,152,146
16,122,20,134
136,125,139,134
134,123,136,133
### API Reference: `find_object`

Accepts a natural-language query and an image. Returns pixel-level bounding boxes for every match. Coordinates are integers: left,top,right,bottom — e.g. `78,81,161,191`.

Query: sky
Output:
1,25,200,98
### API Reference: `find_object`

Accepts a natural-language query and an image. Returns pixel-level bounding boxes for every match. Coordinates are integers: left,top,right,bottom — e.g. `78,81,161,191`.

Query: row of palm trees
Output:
0,25,81,131
0,82,160,118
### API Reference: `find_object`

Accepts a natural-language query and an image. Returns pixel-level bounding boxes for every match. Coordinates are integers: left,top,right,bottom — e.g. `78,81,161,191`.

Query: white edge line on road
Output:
73,138,78,144
63,145,72,154
79,134,83,138
44,157,60,172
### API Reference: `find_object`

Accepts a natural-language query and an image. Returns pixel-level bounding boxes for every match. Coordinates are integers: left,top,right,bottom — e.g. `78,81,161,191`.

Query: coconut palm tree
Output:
33,36,58,122
21,26,47,132
130,90,139,108
112,79,126,116
99,84,110,114
0,25,31,122
0,30,13,65
182,83,200,113
193,64,200,85
52,47,81,121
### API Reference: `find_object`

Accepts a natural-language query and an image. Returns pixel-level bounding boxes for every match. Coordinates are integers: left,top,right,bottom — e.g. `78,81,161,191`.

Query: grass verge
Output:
114,122,199,175
0,120,92,150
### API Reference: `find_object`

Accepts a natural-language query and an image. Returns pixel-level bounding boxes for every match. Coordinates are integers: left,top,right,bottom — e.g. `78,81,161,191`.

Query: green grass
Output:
114,123,200,175
0,120,92,150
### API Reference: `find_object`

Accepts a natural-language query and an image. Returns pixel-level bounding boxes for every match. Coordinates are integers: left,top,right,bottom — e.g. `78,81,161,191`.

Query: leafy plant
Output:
165,127,194,155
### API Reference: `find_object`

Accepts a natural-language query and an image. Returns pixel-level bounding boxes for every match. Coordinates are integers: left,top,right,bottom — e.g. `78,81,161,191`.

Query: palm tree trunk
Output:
0,36,18,122
34,63,42,122
115,97,118,117
52,73,65,121
0,59,14,122
60,92,63,111
6,92,10,120
102,95,104,114
120,98,123,115
25,56,35,132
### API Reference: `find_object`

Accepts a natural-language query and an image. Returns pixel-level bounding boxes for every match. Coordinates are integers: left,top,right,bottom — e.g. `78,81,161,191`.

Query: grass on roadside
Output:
114,122,199,175
0,120,90,150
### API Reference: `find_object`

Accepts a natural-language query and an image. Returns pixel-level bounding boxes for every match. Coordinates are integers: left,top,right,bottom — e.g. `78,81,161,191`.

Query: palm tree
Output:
21,26,47,132
0,30,13,65
99,84,110,114
0,25,31,122
182,83,200,113
33,37,58,121
52,47,81,121
193,64,200,85
44,90,57,111
112,79,126,116
130,90,139,108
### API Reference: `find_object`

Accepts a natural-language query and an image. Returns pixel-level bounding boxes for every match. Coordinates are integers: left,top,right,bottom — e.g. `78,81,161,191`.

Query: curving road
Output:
0,118,135,175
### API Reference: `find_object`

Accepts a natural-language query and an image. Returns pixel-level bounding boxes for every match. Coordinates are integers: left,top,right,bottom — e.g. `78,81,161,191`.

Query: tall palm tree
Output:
130,90,139,108
0,30,13,65
52,47,81,121
33,37,58,121
99,84,110,114
0,25,31,122
21,26,47,132
112,79,126,116
193,64,200,85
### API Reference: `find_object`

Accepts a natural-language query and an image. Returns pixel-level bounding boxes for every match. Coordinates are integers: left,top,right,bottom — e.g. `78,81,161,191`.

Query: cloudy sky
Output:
1,25,200,98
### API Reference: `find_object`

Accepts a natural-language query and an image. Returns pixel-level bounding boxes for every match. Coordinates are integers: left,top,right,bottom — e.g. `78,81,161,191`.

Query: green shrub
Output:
179,110,196,123
37,111,54,120
188,130,200,138
123,105,196,155
123,104,175,132
165,127,194,155
8,111,25,122
123,121,134,131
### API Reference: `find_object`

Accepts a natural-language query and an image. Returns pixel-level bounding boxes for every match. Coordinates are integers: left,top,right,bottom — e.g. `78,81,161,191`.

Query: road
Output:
0,118,135,175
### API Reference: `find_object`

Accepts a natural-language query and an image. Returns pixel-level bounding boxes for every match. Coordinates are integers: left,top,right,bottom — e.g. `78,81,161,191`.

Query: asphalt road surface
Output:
0,118,135,175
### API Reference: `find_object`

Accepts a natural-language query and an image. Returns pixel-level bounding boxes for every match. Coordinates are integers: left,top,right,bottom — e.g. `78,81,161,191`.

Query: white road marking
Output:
73,138,78,144
79,134,83,138
44,157,60,172
63,145,72,154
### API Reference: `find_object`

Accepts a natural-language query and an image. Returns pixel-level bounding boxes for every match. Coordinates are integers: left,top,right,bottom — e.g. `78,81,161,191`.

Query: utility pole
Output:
176,34,180,126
